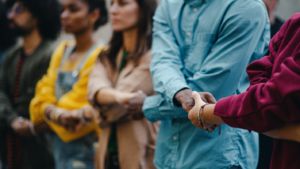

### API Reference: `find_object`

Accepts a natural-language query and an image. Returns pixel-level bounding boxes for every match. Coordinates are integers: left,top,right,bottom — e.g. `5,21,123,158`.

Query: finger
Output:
188,92,202,114
192,92,206,106
203,92,217,103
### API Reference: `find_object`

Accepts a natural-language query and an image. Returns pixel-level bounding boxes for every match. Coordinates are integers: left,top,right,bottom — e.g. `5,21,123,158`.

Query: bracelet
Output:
198,103,210,130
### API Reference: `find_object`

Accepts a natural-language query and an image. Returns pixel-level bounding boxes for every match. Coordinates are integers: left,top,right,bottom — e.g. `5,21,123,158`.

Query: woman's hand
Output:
188,92,222,131
45,106,86,132
127,91,147,119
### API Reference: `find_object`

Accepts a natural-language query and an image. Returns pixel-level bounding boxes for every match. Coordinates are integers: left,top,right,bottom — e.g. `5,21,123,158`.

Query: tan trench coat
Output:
88,50,157,169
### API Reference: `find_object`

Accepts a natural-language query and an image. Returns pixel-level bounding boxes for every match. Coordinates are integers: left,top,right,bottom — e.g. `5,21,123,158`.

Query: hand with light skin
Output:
115,92,136,105
188,92,223,131
45,106,82,132
68,106,99,131
127,90,147,120
11,117,32,136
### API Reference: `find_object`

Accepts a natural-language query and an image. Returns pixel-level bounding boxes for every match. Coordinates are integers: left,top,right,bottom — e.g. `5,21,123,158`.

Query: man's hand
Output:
175,88,195,112
11,117,32,136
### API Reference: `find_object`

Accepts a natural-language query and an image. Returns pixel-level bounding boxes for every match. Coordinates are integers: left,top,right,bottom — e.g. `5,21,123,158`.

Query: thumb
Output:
188,92,201,115
192,91,206,107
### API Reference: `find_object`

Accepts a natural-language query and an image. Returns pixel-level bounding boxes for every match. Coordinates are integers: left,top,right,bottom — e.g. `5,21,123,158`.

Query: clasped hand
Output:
116,90,147,120
188,92,217,131
46,106,97,132
175,89,220,131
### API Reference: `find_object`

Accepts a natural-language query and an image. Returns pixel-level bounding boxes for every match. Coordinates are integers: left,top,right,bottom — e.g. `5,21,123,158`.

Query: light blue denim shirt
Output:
143,0,270,168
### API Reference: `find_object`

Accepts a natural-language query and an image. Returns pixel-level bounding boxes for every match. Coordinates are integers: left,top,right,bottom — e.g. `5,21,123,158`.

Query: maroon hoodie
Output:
215,13,300,169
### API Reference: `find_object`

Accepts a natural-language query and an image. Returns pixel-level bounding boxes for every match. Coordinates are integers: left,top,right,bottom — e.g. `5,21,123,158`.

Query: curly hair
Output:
7,0,61,40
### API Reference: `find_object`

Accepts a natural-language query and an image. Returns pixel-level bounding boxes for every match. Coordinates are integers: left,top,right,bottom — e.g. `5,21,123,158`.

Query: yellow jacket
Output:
30,41,104,142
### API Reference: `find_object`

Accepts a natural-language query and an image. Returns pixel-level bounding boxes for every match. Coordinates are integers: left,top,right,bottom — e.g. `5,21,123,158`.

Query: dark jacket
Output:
0,40,55,169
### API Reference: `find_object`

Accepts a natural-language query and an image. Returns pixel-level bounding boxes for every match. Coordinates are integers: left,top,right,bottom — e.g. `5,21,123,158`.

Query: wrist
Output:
203,104,222,125
45,106,64,123
174,88,192,106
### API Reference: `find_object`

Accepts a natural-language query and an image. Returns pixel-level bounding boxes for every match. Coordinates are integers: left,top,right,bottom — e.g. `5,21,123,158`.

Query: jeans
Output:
50,134,95,169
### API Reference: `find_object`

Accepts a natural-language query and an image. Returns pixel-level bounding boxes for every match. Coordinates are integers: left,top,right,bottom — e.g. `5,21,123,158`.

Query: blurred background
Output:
277,0,300,19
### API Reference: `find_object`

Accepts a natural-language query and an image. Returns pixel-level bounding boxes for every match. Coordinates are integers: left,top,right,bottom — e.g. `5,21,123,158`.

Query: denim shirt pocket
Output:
185,33,216,74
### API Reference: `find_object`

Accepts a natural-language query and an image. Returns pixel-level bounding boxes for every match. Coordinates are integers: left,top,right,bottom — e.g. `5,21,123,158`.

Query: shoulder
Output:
155,0,183,16
1,44,21,66
224,0,268,21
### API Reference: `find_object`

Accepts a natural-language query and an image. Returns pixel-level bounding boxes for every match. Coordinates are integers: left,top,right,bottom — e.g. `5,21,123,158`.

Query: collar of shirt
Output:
184,0,206,8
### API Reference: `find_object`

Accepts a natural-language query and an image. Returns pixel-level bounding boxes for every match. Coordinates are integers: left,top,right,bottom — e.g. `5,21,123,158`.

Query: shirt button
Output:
186,32,192,37
173,136,178,140
193,8,198,12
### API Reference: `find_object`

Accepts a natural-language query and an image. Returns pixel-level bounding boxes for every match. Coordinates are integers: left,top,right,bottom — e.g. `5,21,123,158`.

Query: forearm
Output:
95,88,132,105
264,124,300,143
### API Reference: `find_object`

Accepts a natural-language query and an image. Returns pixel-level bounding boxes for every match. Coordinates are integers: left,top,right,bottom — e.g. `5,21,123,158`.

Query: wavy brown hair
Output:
99,0,157,69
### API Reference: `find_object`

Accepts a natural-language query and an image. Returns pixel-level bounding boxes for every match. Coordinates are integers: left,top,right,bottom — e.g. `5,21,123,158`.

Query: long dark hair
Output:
100,0,157,69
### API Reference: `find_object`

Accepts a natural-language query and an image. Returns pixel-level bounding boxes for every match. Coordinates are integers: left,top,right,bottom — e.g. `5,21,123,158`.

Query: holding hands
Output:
175,89,223,131
117,90,147,119
45,105,97,132
188,92,217,131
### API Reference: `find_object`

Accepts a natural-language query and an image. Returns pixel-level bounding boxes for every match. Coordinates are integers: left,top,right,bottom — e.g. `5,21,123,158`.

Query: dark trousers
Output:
257,134,273,169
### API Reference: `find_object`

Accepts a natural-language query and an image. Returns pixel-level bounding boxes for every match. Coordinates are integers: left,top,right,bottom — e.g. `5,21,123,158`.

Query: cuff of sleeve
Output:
164,78,189,106
143,95,188,121
143,95,162,122
214,96,240,127
214,97,264,131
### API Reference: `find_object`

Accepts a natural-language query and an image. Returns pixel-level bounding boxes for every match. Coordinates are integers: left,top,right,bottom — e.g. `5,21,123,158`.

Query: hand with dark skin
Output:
175,88,195,112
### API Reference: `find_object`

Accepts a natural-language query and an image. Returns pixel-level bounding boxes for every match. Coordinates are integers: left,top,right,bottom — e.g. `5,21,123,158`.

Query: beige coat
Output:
88,50,157,169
